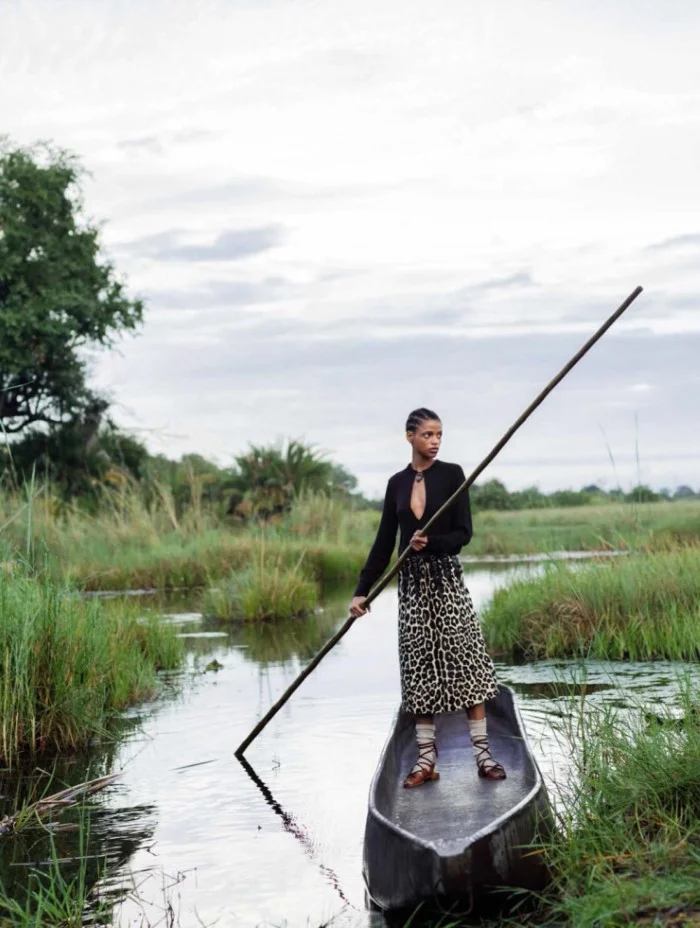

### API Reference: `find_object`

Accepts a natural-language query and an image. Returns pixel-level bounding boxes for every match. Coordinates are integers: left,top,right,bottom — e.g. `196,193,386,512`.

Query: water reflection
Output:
237,755,355,910
228,606,348,667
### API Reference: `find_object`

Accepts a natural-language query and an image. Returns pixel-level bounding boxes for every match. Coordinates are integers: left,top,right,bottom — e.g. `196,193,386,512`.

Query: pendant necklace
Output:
414,472,424,482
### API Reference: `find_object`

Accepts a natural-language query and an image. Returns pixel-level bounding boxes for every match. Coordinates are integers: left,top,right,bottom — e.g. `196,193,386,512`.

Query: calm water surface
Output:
8,560,698,927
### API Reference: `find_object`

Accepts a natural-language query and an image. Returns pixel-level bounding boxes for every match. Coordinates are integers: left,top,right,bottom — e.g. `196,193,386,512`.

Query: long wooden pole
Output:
234,285,643,758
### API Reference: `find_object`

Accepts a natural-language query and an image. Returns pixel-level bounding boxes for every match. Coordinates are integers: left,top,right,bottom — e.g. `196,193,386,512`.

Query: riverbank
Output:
531,688,700,927
2,488,698,595
482,546,700,660
473,498,700,555
0,572,182,767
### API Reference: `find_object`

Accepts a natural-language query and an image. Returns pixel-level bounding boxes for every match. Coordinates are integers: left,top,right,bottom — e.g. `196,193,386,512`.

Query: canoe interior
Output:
364,687,551,911
385,698,536,856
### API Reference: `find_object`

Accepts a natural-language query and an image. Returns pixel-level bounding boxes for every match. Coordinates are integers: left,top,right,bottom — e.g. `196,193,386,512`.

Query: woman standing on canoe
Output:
350,408,506,788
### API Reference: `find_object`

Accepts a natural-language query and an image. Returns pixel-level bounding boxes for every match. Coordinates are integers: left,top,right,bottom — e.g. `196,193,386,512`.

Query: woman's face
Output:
407,419,442,459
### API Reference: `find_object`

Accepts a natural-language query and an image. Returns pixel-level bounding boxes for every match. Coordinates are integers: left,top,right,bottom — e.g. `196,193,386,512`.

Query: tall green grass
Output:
0,573,182,766
536,689,700,927
482,547,700,660
203,550,318,621
0,824,109,927
1,482,699,593
471,499,700,556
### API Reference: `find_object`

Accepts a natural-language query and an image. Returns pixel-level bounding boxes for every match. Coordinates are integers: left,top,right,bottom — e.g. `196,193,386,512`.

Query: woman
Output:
350,408,505,788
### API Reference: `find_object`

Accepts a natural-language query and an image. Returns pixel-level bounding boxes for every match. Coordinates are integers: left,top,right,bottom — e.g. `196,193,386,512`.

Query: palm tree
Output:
230,439,336,519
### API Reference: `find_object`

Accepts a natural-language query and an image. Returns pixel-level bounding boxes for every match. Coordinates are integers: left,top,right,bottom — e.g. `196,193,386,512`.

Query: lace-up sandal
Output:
472,736,506,780
403,740,439,789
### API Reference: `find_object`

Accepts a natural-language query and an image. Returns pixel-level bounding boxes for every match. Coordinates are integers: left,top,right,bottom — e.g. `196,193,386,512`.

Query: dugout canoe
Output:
363,686,552,913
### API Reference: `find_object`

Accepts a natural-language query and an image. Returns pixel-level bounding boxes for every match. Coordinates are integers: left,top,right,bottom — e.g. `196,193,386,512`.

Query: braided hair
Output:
405,407,441,433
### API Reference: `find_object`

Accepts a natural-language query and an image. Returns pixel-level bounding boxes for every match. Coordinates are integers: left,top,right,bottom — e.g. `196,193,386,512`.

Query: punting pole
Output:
234,285,643,758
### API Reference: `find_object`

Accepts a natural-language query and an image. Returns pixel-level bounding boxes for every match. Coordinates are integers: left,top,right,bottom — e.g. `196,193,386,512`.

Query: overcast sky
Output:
3,0,699,496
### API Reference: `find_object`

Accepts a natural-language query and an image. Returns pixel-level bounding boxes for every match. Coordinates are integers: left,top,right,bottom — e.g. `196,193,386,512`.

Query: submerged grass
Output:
0,572,182,766
0,825,110,927
535,688,700,927
482,546,700,660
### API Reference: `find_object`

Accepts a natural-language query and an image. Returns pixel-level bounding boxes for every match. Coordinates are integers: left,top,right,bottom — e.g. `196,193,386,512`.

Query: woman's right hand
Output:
349,596,370,618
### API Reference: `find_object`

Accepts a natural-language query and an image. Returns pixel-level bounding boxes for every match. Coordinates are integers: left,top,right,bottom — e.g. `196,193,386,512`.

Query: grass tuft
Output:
0,572,182,766
203,550,318,621
536,688,700,927
482,547,700,660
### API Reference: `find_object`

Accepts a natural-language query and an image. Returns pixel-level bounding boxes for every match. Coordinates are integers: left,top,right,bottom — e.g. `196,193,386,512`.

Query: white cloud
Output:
4,0,700,493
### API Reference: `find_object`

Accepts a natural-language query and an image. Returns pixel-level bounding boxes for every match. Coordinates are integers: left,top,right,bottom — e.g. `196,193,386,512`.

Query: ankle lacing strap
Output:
409,740,437,776
472,735,498,772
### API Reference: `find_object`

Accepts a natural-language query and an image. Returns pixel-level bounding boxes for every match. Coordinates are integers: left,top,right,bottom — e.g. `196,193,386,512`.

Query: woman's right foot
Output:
403,741,439,788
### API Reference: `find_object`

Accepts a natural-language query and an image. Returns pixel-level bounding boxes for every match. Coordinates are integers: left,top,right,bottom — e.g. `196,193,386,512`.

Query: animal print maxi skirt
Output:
398,554,499,715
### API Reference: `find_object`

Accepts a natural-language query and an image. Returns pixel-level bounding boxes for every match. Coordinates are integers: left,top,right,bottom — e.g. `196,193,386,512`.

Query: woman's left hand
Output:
410,531,428,551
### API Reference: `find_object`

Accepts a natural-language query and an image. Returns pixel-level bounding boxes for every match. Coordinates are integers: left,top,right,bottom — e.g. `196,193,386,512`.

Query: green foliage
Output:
203,550,318,621
283,490,378,545
471,499,700,556
538,690,700,926
0,479,699,594
0,571,182,766
228,439,360,519
482,547,700,660
0,834,109,927
0,141,142,435
1,421,151,499
470,478,699,512
471,478,512,510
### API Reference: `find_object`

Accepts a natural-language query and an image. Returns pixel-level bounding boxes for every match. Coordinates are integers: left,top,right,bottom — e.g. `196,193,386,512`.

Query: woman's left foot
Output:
477,758,507,780
473,736,507,780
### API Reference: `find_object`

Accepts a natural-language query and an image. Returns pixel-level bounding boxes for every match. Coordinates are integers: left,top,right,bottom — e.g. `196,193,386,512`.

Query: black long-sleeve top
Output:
354,460,472,597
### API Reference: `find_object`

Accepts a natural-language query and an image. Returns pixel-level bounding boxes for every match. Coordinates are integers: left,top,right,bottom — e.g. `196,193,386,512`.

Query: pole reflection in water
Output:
237,754,356,911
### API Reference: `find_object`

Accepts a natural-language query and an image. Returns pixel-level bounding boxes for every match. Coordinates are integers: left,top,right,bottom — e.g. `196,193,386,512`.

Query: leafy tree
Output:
1,417,149,497
674,485,697,499
549,489,593,508
510,486,547,509
328,462,359,496
228,439,349,519
471,478,511,511
0,140,142,434
626,485,659,503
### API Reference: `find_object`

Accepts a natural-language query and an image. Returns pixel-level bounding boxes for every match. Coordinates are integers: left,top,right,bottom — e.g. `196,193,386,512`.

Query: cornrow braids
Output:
405,408,441,433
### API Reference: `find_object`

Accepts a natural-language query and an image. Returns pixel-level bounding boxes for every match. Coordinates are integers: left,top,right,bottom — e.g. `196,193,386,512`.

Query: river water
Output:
4,559,697,927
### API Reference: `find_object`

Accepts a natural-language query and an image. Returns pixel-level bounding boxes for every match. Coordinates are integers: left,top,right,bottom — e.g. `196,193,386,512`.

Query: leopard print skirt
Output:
398,554,499,715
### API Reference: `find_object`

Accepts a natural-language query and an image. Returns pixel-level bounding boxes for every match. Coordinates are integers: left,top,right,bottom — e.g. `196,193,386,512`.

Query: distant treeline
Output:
0,427,375,518
2,426,696,518
468,479,699,511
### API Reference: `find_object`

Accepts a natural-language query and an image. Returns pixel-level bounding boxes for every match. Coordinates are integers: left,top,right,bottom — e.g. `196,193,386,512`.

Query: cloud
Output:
117,226,287,263
646,233,700,252
464,271,535,294
6,0,700,497
116,136,163,155
95,317,700,495
147,277,297,311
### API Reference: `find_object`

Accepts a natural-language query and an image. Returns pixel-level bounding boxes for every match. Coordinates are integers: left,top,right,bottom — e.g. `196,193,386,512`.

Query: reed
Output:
0,824,109,927
482,547,700,660
1,482,699,594
470,498,700,557
0,573,182,766
203,548,318,621
536,688,700,927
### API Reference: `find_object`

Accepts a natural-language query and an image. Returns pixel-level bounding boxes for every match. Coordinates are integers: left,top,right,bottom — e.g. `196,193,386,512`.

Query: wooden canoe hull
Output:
363,686,552,912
